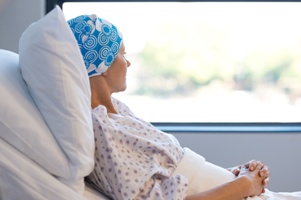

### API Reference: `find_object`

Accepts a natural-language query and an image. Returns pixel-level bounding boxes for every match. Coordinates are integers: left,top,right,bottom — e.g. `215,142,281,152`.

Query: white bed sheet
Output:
84,185,109,200
0,138,109,200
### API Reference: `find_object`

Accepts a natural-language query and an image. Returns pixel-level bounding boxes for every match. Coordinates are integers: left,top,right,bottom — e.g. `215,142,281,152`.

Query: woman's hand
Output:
237,164,268,197
228,160,270,192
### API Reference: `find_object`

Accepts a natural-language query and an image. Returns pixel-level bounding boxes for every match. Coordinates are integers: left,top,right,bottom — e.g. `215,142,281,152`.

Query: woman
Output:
68,14,300,200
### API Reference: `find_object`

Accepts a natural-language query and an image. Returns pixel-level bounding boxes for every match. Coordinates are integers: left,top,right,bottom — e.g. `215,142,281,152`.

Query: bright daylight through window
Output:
64,2,301,123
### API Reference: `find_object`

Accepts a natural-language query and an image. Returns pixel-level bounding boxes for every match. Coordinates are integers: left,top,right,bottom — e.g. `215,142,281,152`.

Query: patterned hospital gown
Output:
86,98,188,200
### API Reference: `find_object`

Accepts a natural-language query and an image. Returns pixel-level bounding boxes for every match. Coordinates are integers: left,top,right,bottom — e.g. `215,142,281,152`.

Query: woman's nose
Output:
126,59,131,67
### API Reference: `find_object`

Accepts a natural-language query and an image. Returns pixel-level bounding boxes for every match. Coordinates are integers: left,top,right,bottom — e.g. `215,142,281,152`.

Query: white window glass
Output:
63,2,301,123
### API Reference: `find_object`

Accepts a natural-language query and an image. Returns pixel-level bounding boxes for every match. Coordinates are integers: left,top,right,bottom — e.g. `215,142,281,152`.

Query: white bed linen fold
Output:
0,138,86,200
84,184,110,200
0,138,111,200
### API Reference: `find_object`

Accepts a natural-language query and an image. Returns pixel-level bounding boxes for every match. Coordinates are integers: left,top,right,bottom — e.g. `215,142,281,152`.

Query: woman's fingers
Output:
244,160,256,170
227,166,241,176
245,160,264,171
253,164,270,194
233,168,240,176
259,165,270,177
262,176,270,188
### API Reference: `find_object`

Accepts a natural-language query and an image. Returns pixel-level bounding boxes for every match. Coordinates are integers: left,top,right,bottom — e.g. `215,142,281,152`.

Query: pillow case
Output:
0,49,70,181
19,6,94,192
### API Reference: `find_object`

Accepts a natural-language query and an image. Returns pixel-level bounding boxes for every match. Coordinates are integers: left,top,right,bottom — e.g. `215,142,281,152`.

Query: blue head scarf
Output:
68,14,123,77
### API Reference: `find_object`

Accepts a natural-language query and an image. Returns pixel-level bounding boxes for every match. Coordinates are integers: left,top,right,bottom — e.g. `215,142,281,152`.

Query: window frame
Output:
46,0,301,14
46,0,301,133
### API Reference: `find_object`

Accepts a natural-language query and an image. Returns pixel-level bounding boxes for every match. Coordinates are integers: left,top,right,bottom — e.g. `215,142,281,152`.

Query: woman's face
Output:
105,42,131,93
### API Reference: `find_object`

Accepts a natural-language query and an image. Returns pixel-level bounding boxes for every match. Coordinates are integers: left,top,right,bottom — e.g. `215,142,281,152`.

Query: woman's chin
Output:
117,86,127,93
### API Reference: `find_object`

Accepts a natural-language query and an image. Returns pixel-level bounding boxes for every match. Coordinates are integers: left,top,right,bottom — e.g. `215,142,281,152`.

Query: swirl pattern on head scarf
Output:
68,14,123,77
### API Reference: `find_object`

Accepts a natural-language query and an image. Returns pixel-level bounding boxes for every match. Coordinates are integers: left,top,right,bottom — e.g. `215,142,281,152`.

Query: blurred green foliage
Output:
135,19,301,99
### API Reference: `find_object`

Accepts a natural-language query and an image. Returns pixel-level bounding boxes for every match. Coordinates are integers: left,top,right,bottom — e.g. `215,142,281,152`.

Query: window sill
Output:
152,122,301,133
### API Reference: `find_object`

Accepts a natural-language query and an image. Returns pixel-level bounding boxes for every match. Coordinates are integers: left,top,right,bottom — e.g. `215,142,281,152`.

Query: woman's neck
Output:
90,76,118,114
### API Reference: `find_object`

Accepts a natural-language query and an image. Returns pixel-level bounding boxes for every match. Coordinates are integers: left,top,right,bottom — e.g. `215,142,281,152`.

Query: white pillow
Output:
19,6,94,193
0,49,70,181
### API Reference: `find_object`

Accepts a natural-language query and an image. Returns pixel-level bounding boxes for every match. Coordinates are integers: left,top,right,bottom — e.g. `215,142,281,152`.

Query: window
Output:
61,1,301,124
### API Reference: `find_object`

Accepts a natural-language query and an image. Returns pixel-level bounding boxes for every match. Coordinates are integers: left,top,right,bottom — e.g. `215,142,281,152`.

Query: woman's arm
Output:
186,164,266,200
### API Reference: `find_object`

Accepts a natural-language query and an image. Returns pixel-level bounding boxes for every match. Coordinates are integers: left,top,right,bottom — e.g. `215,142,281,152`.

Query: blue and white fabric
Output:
68,14,123,77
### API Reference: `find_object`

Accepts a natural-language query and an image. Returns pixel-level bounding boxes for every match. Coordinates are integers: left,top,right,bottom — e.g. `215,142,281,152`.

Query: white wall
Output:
0,0,45,53
174,132,301,192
